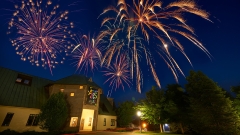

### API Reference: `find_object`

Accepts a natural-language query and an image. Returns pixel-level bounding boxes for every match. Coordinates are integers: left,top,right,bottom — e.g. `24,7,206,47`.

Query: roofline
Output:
0,66,101,88
52,83,101,88
0,66,54,81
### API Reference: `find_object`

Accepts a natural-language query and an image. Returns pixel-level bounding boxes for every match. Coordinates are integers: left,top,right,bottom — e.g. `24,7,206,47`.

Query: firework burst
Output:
99,0,212,93
103,53,131,97
8,0,74,74
71,33,106,74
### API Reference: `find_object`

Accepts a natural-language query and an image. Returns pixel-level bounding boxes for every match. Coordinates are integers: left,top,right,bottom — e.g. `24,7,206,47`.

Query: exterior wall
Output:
49,84,86,130
49,84,102,131
0,105,45,132
82,88,102,131
97,115,117,130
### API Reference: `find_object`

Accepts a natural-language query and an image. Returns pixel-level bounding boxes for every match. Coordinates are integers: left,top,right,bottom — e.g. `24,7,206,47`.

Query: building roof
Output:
54,74,100,88
0,67,53,109
0,67,104,110
98,94,116,116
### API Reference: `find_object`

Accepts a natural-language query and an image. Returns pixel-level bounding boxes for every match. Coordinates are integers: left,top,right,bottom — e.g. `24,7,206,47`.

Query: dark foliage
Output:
38,92,69,131
185,70,240,135
116,101,135,127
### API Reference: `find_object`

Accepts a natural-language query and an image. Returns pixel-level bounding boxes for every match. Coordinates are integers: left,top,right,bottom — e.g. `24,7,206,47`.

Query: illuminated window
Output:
70,93,74,96
60,89,64,92
79,86,83,89
16,78,22,83
1,113,14,126
111,119,115,126
103,118,106,126
70,117,78,127
15,74,32,86
88,117,92,126
26,114,39,126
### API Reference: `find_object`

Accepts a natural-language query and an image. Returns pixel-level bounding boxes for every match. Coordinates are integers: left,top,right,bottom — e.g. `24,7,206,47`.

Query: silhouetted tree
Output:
186,70,240,135
232,86,240,116
116,101,135,127
164,84,189,134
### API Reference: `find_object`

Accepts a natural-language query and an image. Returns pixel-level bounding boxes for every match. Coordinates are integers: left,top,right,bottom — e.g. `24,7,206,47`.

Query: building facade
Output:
0,67,116,132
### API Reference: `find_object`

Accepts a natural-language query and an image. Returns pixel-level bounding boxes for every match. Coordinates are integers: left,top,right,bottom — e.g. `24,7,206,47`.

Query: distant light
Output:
165,124,168,126
143,123,146,128
164,44,168,48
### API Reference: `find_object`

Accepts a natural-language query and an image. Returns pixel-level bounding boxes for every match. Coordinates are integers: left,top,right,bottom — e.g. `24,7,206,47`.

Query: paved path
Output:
64,131,146,135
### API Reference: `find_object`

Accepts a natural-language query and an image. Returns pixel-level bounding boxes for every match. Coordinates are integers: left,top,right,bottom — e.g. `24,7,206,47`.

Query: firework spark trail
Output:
103,54,131,97
8,0,74,74
99,0,212,93
71,33,105,74
99,18,145,92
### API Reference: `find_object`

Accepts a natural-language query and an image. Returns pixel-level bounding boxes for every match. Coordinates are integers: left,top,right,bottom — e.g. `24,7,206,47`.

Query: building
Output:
0,67,117,132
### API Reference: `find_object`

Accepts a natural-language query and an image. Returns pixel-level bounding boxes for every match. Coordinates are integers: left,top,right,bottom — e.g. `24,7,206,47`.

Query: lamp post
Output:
137,111,142,133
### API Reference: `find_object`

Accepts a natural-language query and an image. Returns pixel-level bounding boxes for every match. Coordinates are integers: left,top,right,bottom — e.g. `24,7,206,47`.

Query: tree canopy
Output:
116,101,135,127
186,70,240,135
38,92,69,131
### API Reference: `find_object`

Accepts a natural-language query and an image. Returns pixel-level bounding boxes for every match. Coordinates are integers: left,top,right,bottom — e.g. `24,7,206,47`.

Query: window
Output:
1,113,14,126
88,117,92,126
15,74,32,86
70,92,74,96
16,78,22,82
86,87,98,105
79,86,83,89
26,114,39,126
70,117,78,127
111,119,115,126
60,89,64,92
103,118,106,126
24,79,29,84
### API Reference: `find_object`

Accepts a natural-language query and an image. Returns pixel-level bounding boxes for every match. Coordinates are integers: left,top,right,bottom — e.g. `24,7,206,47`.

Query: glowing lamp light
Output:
137,111,141,116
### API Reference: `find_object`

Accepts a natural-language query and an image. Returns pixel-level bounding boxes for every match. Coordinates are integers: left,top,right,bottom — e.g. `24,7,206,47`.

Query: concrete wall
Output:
0,105,45,132
97,115,117,130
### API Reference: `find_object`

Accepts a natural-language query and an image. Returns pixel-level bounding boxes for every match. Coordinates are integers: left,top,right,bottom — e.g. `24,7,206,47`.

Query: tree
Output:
135,86,165,132
164,84,189,134
232,86,240,116
116,101,135,127
38,92,68,131
185,70,240,135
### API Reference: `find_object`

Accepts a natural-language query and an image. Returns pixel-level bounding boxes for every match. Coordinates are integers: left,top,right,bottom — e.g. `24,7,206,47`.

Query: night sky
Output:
0,0,240,104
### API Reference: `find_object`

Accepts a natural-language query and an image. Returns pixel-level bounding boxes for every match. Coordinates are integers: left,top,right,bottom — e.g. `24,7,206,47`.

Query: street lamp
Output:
137,111,142,133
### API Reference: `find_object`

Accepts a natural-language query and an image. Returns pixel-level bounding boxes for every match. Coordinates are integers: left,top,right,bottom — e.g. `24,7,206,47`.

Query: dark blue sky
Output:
0,0,240,104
